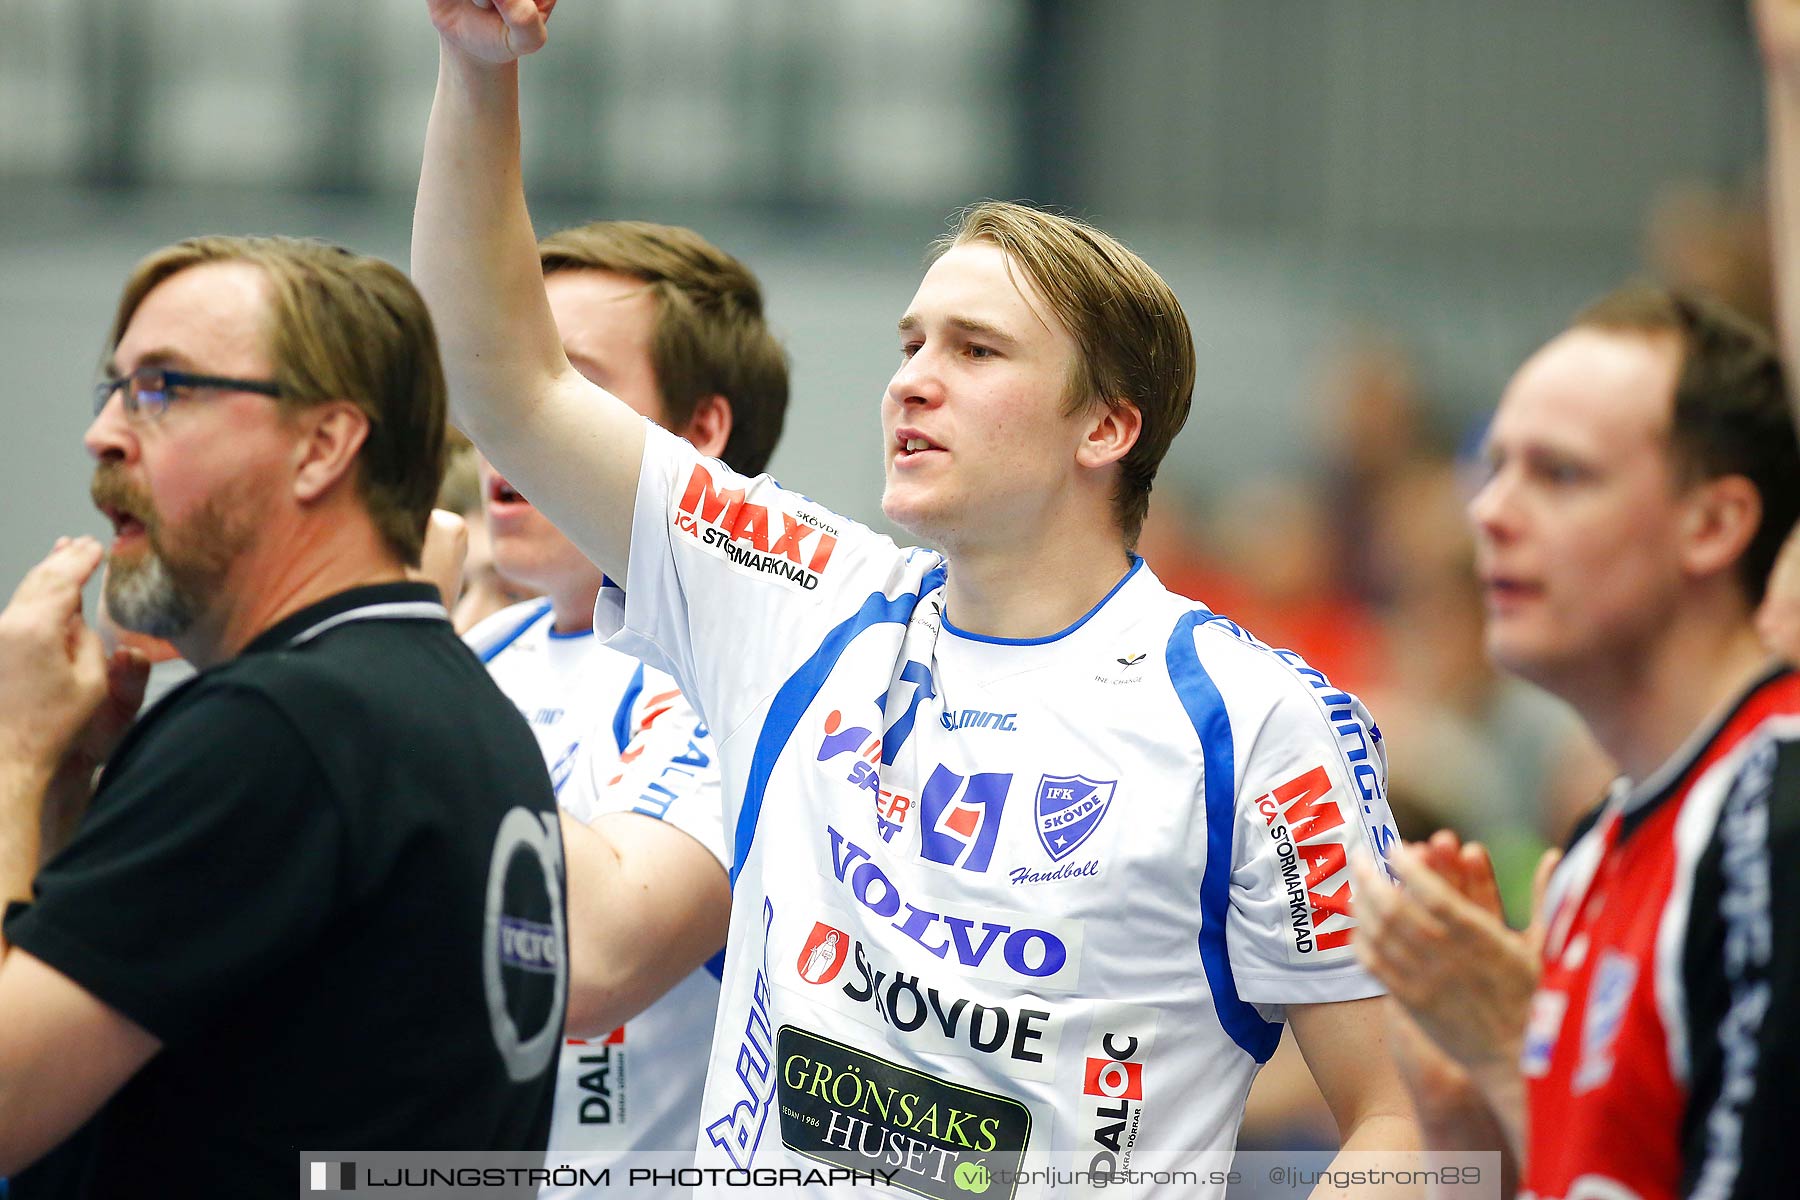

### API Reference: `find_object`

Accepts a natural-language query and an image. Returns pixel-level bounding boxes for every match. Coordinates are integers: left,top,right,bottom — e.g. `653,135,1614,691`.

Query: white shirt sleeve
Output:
560,666,728,870
596,422,914,743
1225,672,1397,1006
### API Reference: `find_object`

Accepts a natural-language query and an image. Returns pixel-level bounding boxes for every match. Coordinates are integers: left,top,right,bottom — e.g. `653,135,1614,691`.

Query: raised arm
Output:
414,1,644,580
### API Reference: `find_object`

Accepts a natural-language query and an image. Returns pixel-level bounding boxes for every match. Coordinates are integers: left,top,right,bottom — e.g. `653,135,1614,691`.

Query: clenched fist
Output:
427,0,558,65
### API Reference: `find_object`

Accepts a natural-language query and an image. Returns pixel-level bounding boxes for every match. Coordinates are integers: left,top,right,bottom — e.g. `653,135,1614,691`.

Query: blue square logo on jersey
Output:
1035,774,1117,861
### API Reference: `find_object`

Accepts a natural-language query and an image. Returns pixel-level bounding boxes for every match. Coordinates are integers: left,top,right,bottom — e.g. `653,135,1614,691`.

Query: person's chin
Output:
489,552,550,595
880,486,941,540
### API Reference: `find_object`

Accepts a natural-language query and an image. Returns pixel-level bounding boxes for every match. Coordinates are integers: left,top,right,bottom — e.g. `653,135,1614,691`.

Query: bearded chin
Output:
104,549,204,640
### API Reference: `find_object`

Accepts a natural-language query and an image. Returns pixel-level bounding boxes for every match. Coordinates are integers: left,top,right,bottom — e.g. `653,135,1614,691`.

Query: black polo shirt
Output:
4,584,566,1198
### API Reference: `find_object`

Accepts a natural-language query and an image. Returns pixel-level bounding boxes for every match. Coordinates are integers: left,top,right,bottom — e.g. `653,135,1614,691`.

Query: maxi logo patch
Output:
776,1025,1030,1200
672,462,838,591
1034,775,1116,862
1253,764,1356,962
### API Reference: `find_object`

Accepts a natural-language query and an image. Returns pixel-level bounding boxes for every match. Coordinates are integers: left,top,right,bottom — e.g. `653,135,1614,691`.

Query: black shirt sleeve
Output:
1679,733,1800,1200
2,681,342,1044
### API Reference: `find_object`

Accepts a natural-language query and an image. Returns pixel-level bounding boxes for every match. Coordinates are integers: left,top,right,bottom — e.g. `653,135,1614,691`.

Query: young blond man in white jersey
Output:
413,3,1421,1193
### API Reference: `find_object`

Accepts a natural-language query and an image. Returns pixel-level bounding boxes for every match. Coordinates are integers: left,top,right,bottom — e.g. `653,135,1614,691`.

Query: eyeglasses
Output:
94,366,284,418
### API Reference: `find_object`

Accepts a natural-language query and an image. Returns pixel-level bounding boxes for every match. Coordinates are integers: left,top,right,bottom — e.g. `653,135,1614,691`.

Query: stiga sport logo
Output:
674,463,838,590
1255,764,1356,961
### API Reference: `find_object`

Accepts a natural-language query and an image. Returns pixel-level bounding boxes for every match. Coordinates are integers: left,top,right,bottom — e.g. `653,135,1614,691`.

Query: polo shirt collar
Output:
242,583,448,657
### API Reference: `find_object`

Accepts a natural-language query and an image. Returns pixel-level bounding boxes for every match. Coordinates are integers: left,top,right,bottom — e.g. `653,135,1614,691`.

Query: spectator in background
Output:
1315,328,1441,611
1361,458,1614,914
439,428,538,631
1191,476,1387,694
1644,178,1775,334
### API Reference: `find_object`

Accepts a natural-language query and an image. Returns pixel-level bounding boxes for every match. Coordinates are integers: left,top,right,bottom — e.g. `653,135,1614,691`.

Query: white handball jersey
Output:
597,426,1402,1199
465,601,729,1185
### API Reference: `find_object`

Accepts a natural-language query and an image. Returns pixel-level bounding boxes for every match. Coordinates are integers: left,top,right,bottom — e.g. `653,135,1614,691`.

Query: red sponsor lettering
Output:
736,503,772,552
677,463,836,574
679,465,748,531
1273,765,1342,841
1307,879,1352,920
768,512,812,562
878,789,913,826
1299,841,1346,892
1084,1057,1144,1101
1270,765,1356,950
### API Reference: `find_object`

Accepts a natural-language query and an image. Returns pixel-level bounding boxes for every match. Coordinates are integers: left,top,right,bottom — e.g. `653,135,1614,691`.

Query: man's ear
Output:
291,401,371,504
679,393,733,461
1075,398,1142,470
1679,473,1761,588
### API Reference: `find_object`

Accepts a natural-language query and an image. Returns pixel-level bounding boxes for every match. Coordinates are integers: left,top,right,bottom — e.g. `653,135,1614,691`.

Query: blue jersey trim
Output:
703,947,726,981
476,599,553,664
1167,609,1282,1063
940,556,1143,646
546,624,593,641
611,661,648,755
731,565,949,886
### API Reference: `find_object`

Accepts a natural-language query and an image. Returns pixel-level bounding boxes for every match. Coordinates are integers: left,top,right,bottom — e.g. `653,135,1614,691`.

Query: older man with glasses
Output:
0,236,566,1198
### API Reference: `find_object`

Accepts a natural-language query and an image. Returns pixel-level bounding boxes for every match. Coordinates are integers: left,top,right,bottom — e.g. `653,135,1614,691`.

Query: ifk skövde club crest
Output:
1034,774,1117,861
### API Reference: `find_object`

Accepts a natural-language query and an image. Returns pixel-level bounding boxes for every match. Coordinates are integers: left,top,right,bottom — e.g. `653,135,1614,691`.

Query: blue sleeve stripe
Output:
611,662,647,755
1167,609,1282,1063
731,566,948,887
475,600,553,664
703,947,727,981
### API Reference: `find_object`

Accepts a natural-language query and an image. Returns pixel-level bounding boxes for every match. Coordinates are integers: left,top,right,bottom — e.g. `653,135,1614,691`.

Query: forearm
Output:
413,49,570,453
1311,1112,1421,1199
1406,1074,1521,1200
1769,71,1800,425
412,43,645,579
561,812,730,1037
0,758,52,953
1464,1059,1526,1168
1316,1108,1515,1200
